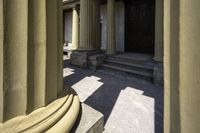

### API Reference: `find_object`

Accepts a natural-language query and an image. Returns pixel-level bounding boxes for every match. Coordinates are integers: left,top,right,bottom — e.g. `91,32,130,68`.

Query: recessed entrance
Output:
125,0,155,55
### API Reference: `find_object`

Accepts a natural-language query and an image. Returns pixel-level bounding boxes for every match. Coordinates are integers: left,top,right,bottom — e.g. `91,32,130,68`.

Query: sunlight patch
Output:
105,87,155,133
72,76,103,102
63,68,75,77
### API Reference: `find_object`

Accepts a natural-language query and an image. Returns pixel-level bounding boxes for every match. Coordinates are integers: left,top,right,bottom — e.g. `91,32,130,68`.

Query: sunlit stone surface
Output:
63,58,163,133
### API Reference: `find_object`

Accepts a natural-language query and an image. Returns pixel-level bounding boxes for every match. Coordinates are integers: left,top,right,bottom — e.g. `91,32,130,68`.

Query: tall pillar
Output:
154,0,163,62
3,0,29,120
93,0,101,50
72,6,79,50
32,0,58,109
79,0,95,50
107,0,116,55
0,0,4,122
164,0,200,133
57,0,64,96
0,2,80,131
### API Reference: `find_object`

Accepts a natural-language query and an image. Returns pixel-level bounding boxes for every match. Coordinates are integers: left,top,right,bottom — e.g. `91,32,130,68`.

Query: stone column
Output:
32,0,59,110
0,0,80,128
1,0,60,120
0,0,4,122
93,0,101,50
154,0,163,62
3,0,29,120
79,0,95,50
72,6,79,50
164,0,200,132
57,0,64,96
107,0,116,55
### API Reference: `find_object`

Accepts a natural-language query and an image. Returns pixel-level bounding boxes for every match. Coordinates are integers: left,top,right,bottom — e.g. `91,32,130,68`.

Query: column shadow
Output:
63,59,163,133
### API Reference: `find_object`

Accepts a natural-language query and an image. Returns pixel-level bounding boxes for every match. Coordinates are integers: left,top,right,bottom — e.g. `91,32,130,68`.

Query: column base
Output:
70,50,105,68
153,63,164,86
0,87,80,133
71,103,104,133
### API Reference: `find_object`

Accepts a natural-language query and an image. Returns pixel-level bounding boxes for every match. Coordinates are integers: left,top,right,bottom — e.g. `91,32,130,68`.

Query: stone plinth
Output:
89,54,106,70
71,103,104,133
70,50,103,68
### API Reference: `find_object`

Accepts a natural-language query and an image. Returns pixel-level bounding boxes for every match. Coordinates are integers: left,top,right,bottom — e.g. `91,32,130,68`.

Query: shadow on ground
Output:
63,59,163,133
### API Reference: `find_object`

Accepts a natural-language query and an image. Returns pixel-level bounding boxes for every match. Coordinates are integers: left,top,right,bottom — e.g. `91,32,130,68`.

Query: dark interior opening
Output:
125,0,155,55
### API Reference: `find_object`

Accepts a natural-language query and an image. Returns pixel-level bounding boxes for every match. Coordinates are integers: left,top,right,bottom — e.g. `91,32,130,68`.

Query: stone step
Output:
108,56,155,66
105,58,154,70
112,53,153,62
101,63,153,78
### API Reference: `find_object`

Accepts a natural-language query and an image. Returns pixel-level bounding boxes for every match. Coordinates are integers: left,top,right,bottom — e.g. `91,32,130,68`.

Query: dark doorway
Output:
125,0,155,54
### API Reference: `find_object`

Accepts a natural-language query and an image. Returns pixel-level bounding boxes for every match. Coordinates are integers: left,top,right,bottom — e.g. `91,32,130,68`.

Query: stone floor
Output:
63,56,163,133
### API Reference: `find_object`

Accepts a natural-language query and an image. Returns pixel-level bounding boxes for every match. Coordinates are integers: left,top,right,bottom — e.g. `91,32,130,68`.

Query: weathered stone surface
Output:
89,54,106,70
71,103,104,133
70,50,103,68
71,51,88,68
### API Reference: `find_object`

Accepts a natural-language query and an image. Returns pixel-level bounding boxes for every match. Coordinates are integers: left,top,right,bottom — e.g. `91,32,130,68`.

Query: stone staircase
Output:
101,53,156,81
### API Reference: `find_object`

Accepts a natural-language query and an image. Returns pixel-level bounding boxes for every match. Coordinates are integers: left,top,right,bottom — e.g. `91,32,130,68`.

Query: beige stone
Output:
57,0,64,96
72,6,79,50
4,0,28,121
0,0,3,123
164,0,200,132
0,2,80,132
179,0,200,132
0,88,80,133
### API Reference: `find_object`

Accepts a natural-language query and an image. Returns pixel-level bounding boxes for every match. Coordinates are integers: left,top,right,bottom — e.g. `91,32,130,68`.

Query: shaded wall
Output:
100,1,125,52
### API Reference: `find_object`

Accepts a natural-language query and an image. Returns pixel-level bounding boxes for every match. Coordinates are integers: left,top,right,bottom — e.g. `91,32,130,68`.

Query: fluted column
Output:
0,0,63,122
164,0,200,132
79,0,95,50
32,0,59,110
107,0,116,55
57,0,64,96
0,1,80,132
93,0,101,50
3,0,29,120
72,6,79,50
154,0,163,62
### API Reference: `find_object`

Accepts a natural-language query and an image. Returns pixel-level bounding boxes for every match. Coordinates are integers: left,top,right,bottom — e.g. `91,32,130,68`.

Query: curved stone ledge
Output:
0,89,80,133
